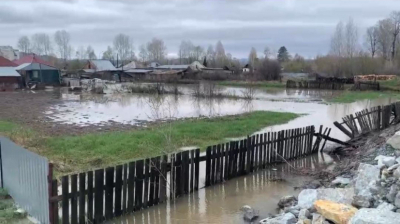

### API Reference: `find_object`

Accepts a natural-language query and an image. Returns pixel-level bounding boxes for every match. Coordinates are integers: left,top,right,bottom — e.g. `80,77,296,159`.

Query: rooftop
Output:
90,60,117,71
0,67,20,77
0,56,17,67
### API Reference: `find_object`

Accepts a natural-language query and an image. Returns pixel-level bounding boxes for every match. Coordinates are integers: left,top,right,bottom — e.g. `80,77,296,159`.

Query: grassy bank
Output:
1,111,299,175
328,91,400,103
218,81,286,88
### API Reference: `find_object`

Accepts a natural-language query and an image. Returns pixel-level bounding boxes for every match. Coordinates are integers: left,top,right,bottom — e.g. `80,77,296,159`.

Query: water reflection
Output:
106,153,334,224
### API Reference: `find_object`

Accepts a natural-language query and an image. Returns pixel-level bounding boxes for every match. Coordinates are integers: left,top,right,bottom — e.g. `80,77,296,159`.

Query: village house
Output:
0,56,20,91
80,59,121,81
14,54,60,87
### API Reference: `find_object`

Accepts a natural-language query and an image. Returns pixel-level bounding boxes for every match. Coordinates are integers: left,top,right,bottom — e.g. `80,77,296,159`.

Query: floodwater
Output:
45,84,397,223
105,153,336,224
47,84,398,141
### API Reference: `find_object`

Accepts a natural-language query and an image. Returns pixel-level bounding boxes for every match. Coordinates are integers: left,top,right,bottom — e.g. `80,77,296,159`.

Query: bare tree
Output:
102,46,114,60
390,11,400,60
146,38,167,62
31,33,52,55
76,46,87,60
113,33,134,61
248,47,257,68
330,21,345,57
54,30,71,60
264,46,271,58
215,41,226,67
377,19,393,60
138,44,148,62
365,26,378,57
86,46,96,60
344,18,358,58
206,45,216,67
17,36,30,53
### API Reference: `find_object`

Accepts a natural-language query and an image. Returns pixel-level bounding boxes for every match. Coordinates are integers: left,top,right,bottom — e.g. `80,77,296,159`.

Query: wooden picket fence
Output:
50,125,325,224
353,81,380,91
334,102,400,139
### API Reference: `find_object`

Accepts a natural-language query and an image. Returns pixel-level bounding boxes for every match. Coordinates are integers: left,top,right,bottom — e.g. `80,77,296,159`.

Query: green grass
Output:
39,111,299,174
0,121,18,134
379,78,400,91
328,91,400,103
218,81,286,88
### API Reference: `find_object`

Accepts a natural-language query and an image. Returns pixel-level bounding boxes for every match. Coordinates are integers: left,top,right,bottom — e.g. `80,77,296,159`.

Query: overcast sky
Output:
0,0,398,59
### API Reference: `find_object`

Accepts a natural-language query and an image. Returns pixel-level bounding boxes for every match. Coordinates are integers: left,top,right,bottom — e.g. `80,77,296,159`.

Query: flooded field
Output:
105,153,335,224
46,84,397,141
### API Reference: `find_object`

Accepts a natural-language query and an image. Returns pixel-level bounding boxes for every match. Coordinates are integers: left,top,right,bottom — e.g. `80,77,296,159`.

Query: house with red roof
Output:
14,54,60,86
0,56,20,91
13,54,54,67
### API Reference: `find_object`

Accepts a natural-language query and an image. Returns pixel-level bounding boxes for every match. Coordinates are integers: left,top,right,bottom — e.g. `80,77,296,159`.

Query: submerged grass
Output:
218,81,286,88
328,90,400,103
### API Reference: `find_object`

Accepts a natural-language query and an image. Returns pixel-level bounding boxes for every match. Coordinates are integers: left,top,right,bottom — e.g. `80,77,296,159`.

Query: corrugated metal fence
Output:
0,137,50,224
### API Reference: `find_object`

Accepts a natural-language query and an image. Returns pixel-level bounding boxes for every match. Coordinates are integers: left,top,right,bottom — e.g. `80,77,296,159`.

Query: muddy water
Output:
105,153,335,224
47,85,398,141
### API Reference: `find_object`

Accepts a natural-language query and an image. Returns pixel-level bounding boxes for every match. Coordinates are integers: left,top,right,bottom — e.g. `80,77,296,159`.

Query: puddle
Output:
105,153,335,224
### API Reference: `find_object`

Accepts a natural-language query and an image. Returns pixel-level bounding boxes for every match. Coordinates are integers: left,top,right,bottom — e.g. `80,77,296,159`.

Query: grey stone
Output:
387,185,399,203
394,167,400,179
259,213,297,224
383,157,396,167
377,202,395,212
395,192,400,208
387,133,400,150
396,157,400,164
388,164,400,172
278,196,298,208
352,195,371,208
331,177,351,186
350,208,400,224
354,163,380,198
311,213,325,224
298,188,354,209
286,207,300,217
298,209,310,220
241,205,252,212
244,209,259,222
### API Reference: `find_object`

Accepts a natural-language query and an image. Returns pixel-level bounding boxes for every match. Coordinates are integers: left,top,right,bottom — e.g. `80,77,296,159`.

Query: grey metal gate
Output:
0,137,50,224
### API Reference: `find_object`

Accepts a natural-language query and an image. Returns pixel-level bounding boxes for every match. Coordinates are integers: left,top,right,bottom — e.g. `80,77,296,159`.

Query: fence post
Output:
48,163,53,224
378,106,382,130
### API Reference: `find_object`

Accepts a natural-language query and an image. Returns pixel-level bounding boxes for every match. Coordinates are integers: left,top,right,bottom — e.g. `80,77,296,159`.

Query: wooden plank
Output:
190,149,195,192
135,160,144,210
87,171,93,221
170,154,175,198
51,180,59,224
160,155,168,202
205,147,211,187
253,135,258,171
105,167,114,220
246,136,251,174
143,159,150,208
71,174,78,224
127,162,135,212
122,164,127,214
240,140,246,174
154,157,161,205
195,149,200,190
211,145,216,184
115,165,123,217
94,169,104,223
266,132,270,165
78,173,86,224
223,143,229,180
149,158,155,206
250,136,255,172
175,152,182,196
215,144,221,183
62,176,69,224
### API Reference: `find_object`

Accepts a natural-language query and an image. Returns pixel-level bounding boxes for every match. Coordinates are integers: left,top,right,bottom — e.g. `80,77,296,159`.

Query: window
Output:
32,71,39,79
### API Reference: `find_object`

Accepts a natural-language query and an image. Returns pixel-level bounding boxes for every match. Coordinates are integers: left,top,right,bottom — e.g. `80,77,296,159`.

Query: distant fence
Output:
286,80,344,90
334,102,400,139
0,137,51,224
353,81,380,91
50,125,331,224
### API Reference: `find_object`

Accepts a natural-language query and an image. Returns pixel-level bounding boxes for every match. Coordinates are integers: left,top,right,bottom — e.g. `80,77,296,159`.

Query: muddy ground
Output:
0,90,137,136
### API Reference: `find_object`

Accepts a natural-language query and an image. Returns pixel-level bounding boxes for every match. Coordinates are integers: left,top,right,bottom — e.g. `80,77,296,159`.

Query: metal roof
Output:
124,69,152,73
156,65,190,70
90,60,117,71
15,63,58,71
0,67,20,77
0,56,17,67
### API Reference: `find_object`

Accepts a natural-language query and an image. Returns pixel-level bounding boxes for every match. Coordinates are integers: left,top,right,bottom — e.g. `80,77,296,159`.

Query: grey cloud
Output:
0,0,399,58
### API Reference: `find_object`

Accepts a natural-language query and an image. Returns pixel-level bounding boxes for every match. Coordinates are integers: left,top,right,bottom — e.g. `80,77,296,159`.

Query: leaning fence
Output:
50,125,332,224
286,80,344,90
0,137,51,224
334,102,400,139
